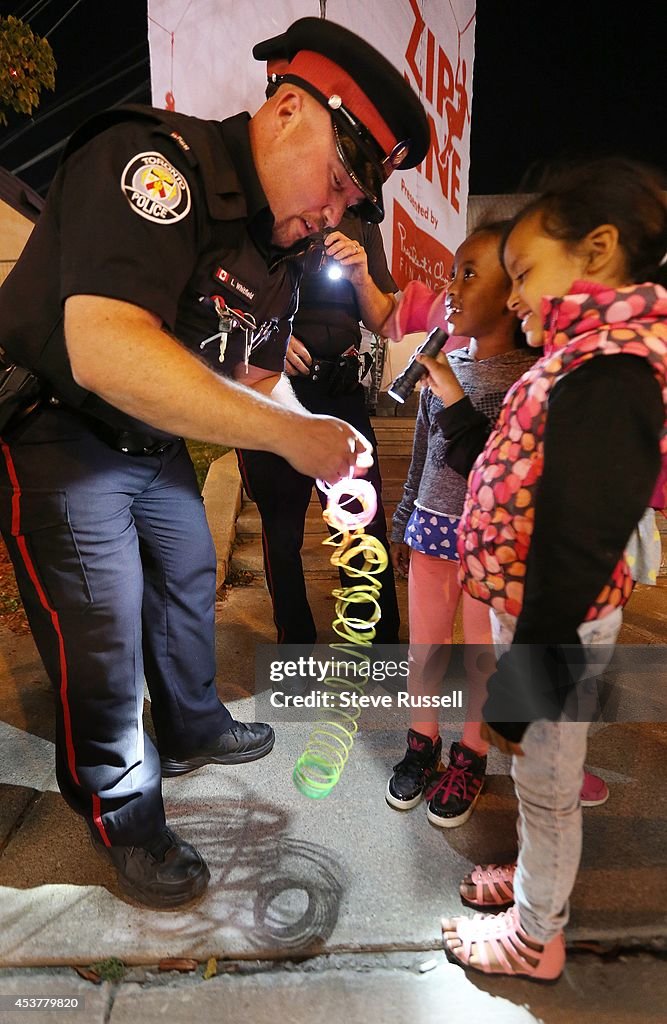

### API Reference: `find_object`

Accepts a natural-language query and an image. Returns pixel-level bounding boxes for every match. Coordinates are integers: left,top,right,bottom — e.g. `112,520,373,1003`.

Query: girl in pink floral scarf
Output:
420,158,667,981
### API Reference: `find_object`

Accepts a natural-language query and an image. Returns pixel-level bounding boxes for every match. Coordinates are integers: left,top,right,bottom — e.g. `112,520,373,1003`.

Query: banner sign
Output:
148,0,475,288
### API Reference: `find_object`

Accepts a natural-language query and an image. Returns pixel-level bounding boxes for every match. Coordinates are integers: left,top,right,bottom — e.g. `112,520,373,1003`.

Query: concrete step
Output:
235,509,403,540
372,440,415,453
374,454,413,476
374,391,421,417
233,530,366,575
371,425,418,442
372,420,416,432
237,499,403,537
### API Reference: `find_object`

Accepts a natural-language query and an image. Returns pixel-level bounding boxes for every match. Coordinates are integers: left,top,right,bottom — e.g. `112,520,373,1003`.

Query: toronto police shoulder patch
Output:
121,151,191,224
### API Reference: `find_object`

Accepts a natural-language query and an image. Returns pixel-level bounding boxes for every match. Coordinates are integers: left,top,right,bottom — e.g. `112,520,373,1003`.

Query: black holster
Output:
0,361,43,432
305,352,361,397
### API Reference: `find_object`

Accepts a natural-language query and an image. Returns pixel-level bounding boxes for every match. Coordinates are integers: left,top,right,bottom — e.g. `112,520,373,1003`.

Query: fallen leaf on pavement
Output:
158,958,198,973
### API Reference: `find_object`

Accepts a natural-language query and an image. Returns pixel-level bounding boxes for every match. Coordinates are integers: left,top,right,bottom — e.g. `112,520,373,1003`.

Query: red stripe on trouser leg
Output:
13,534,78,777
0,438,110,844
92,794,111,846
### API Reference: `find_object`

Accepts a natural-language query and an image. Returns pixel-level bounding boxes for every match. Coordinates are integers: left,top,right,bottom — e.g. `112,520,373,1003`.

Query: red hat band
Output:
266,50,398,160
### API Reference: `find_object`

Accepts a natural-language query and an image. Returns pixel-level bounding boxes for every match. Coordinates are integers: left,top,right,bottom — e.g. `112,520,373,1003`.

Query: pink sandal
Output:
442,906,565,982
460,862,516,910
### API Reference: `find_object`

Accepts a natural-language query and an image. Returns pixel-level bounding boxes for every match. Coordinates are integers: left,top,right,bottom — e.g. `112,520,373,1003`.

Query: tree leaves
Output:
0,15,56,126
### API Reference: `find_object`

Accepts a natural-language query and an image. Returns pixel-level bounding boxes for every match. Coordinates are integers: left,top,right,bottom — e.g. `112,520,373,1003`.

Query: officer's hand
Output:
324,231,369,287
390,542,411,578
283,416,373,483
285,335,312,377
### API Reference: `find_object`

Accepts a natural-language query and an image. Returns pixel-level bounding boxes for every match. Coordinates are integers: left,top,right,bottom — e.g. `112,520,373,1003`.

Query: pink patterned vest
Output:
458,281,667,620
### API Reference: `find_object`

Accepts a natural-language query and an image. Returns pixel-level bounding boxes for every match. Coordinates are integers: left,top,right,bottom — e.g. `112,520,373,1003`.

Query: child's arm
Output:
434,401,493,477
483,355,663,745
417,351,493,476
390,541,411,579
416,351,464,405
381,281,446,339
516,356,662,643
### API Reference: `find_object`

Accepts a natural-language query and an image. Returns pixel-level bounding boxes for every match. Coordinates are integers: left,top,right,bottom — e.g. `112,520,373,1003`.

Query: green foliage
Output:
0,589,21,614
186,440,230,492
88,958,126,982
0,15,56,126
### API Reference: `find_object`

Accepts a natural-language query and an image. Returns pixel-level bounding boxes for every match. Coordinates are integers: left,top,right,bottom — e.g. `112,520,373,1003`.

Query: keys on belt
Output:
199,295,261,371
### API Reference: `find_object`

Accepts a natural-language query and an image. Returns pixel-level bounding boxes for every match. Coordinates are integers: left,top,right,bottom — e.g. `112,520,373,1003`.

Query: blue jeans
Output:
491,608,623,942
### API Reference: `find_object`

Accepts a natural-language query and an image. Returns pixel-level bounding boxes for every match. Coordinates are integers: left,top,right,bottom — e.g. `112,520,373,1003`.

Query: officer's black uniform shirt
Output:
0,105,303,434
221,113,274,258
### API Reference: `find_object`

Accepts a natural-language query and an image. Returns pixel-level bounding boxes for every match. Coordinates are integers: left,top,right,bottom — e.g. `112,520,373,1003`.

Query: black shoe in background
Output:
91,825,210,908
160,721,275,778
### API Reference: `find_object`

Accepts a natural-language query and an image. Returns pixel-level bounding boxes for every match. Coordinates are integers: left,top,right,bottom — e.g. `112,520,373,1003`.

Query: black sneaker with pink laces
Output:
425,740,486,828
386,729,442,810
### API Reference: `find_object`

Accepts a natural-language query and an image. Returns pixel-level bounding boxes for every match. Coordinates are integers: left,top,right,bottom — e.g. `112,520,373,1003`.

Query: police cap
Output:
253,17,430,223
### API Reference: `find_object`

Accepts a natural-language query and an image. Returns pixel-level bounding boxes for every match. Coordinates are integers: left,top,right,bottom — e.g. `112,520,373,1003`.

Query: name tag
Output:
214,266,255,302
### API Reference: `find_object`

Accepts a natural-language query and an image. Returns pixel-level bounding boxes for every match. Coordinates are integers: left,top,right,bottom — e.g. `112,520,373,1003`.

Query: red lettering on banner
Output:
436,46,454,116
405,0,425,92
420,114,461,213
425,28,435,103
391,199,453,293
404,0,471,214
450,148,461,211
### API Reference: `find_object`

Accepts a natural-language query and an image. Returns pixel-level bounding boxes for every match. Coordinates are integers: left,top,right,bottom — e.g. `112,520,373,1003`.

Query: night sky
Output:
469,3,667,194
1,1,665,197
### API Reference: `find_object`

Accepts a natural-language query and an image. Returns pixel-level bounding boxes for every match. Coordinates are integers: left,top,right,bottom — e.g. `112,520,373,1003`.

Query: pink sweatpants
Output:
407,549,493,754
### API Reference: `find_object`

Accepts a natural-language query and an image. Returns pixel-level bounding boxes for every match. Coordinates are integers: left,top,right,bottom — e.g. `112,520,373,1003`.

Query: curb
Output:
201,450,242,589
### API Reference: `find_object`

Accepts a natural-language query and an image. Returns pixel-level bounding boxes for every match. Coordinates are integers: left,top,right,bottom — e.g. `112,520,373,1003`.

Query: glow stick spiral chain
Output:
292,476,388,799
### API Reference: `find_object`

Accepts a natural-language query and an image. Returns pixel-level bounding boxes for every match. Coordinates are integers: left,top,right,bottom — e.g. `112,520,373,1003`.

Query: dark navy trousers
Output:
0,405,232,846
237,382,400,645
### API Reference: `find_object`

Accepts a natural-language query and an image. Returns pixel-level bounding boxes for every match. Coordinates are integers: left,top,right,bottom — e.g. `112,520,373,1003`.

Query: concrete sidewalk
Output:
0,424,666,1023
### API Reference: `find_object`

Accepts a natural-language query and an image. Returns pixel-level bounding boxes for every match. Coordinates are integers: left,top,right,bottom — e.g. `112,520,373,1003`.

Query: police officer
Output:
238,211,401,644
0,17,429,908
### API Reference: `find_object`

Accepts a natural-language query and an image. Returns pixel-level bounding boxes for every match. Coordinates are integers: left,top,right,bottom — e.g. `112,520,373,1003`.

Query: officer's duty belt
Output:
97,425,177,456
